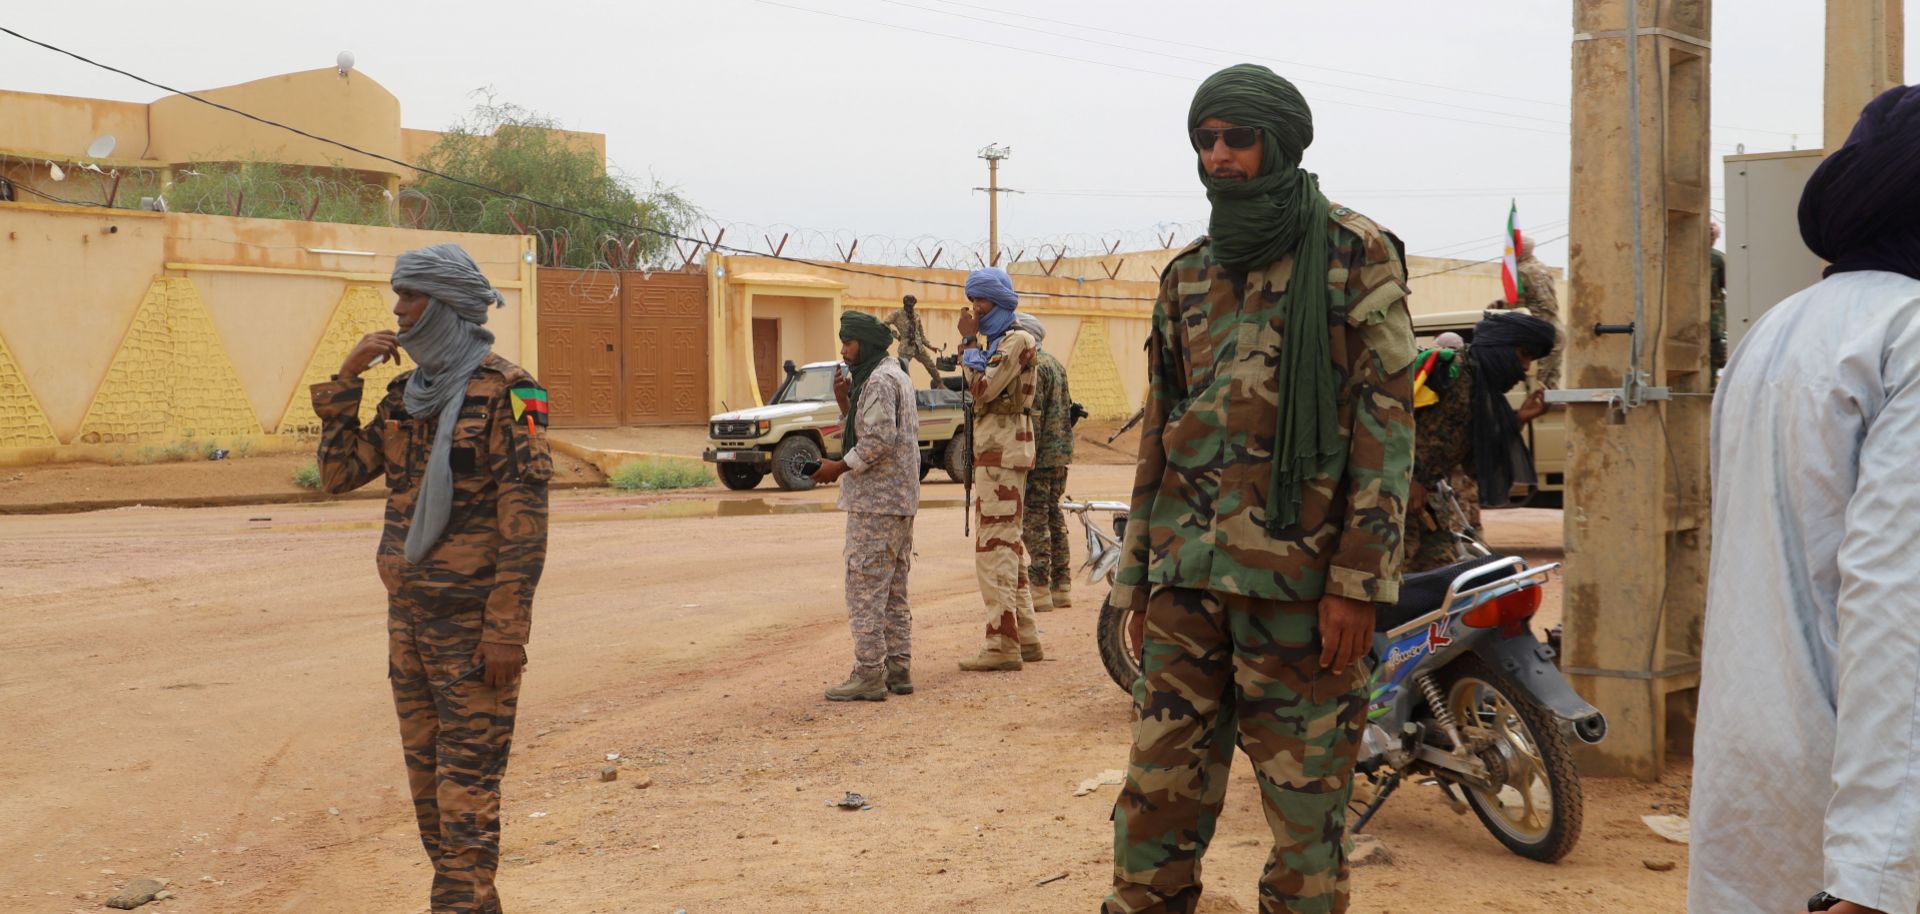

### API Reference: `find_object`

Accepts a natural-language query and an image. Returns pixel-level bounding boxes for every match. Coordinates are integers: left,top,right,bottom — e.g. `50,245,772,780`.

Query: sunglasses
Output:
1190,126,1260,152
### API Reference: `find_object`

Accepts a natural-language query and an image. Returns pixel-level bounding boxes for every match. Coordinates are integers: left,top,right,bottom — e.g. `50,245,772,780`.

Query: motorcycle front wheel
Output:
1095,591,1142,692
1440,654,1584,862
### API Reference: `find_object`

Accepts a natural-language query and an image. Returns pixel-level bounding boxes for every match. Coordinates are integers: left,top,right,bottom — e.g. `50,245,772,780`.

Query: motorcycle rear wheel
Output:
1440,654,1584,862
1095,591,1142,693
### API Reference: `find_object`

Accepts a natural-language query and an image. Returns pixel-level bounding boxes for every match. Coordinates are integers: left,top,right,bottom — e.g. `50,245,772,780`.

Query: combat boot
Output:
1050,585,1072,609
885,659,914,695
958,651,1023,672
825,670,888,702
1020,642,1044,663
1031,588,1055,612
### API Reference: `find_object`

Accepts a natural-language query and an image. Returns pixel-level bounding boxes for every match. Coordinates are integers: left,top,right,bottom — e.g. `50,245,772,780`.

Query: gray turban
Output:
1012,312,1046,346
391,243,506,324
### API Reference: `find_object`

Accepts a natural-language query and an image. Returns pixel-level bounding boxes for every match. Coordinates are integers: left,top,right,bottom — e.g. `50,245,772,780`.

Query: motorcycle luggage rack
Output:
1385,558,1562,640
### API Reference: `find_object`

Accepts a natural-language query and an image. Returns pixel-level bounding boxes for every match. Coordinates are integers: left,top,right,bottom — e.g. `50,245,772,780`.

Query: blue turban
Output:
962,268,1020,371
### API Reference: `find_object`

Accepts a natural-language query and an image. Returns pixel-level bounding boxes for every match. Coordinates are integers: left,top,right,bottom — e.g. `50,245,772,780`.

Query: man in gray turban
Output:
311,242,552,914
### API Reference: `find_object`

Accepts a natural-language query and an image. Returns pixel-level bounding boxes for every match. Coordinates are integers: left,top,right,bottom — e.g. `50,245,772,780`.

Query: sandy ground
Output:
0,463,1690,914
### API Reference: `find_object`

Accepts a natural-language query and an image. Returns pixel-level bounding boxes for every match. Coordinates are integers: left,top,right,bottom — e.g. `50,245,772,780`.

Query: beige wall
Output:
0,90,152,163
752,295,837,373
1010,246,1567,317
0,201,535,462
148,69,405,178
712,256,1157,417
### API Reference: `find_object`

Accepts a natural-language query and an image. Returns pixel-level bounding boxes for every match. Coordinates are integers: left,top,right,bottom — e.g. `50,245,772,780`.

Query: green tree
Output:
409,98,700,269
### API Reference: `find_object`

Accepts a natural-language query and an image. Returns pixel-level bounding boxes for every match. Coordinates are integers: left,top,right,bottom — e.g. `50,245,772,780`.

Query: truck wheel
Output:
918,460,933,481
718,464,764,491
943,430,971,485
771,436,822,491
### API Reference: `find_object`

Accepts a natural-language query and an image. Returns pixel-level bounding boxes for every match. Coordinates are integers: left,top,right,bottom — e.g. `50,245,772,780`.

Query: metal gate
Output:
538,268,709,427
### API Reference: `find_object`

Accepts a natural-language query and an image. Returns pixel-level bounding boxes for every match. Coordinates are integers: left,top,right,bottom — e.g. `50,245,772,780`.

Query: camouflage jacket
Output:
840,358,920,517
885,308,929,351
1709,248,1727,304
311,353,552,645
962,327,1038,471
1518,255,1559,319
1030,349,1075,469
1413,354,1476,488
1114,208,1417,607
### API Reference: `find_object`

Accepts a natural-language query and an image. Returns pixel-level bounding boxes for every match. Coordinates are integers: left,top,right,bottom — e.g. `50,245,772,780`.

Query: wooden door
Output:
752,318,780,404
621,272,709,424
536,268,621,427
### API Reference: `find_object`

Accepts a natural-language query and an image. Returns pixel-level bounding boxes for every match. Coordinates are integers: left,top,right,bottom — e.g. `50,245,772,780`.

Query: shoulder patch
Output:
509,385,550,434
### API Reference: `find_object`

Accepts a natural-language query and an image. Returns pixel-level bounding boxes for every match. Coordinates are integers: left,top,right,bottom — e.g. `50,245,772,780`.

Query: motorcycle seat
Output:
1376,554,1514,632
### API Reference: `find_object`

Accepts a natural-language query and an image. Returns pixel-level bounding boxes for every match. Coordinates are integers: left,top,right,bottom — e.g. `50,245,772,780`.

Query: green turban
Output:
839,310,894,452
1189,63,1340,533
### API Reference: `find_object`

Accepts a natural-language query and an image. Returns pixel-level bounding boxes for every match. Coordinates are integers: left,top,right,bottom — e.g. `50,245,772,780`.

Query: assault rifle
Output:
1107,405,1147,444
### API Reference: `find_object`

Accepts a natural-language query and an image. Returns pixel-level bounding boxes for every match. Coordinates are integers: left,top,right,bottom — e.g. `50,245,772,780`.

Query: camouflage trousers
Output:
1022,466,1072,596
844,511,914,677
974,464,1040,656
898,344,943,389
1107,587,1365,914
390,603,519,914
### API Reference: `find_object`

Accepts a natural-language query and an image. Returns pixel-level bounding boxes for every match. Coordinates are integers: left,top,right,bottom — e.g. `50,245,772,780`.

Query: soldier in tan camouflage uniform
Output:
885,297,945,388
811,311,920,701
1106,66,1416,914
313,244,549,914
956,267,1045,671
1013,312,1076,611
1515,237,1562,388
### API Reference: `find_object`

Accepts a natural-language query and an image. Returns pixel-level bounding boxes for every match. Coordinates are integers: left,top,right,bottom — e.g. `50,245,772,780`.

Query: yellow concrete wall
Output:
713,255,1156,418
148,69,404,178
0,201,534,462
0,90,152,162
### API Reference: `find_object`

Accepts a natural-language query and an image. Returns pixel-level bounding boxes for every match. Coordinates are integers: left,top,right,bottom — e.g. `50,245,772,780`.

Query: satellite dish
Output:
85,135,116,160
336,51,355,76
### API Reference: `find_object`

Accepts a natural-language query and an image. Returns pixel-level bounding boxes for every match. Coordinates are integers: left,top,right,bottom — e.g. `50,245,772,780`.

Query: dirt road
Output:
0,466,1688,913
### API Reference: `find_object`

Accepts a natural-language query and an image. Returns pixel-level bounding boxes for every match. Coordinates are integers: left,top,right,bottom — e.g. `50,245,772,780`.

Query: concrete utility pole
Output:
1825,0,1905,151
975,144,1014,267
1557,0,1713,781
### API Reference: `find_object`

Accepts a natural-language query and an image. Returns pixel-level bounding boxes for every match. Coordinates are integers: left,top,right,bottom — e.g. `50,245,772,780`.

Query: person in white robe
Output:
1691,84,1920,914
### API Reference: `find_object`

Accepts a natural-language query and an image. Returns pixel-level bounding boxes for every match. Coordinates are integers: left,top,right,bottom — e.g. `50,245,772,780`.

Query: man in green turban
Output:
812,310,921,701
1106,64,1417,914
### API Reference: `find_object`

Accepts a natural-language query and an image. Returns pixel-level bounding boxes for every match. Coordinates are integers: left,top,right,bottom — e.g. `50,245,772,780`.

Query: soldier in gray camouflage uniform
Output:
812,311,920,700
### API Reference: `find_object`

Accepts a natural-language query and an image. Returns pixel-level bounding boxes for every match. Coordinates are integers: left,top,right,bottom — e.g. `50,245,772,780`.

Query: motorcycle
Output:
1077,496,1604,862
1348,555,1603,861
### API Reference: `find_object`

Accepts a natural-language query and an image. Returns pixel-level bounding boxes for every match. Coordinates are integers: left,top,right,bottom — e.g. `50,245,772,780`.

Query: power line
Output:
742,0,1571,139
0,25,1162,303
917,0,1812,140
872,0,1577,129
1408,233,1570,279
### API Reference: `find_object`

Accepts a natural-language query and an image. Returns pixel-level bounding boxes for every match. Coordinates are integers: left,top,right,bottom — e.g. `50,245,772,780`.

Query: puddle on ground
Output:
259,496,973,533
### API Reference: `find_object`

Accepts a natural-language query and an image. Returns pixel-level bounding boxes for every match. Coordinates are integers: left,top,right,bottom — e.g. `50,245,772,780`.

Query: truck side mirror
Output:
783,359,797,377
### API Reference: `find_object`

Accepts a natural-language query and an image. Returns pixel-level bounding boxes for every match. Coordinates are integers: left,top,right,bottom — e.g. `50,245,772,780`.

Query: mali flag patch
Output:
510,386,550,437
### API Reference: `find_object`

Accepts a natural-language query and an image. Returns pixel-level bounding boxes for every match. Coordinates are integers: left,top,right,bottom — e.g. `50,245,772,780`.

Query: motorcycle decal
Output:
1424,622,1453,651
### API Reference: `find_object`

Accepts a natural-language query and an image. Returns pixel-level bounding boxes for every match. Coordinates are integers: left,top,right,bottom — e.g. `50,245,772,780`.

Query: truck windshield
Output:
777,367,838,404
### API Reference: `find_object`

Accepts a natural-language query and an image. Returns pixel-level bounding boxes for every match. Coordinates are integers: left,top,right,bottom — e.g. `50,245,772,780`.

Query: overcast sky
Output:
3,1,1902,267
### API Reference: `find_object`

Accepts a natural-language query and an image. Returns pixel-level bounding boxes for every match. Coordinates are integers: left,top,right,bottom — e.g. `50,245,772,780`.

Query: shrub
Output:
293,463,323,490
608,458,712,492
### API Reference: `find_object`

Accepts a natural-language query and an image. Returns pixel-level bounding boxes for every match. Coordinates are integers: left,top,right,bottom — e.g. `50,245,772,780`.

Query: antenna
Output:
336,51,356,78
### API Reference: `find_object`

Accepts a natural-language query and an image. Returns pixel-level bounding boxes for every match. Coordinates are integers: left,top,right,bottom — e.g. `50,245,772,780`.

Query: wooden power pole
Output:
1557,0,1714,781
975,144,1014,267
